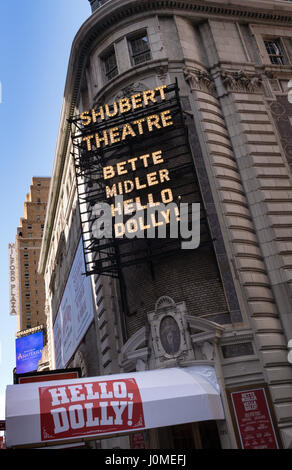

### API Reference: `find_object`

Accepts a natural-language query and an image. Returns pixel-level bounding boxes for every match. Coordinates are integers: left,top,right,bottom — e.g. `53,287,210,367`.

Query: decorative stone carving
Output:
185,315,225,361
154,295,176,313
120,298,227,370
159,315,181,355
155,64,168,83
73,350,88,377
136,358,146,371
220,69,263,93
114,82,148,101
119,326,149,372
201,341,215,361
184,67,216,96
148,297,194,366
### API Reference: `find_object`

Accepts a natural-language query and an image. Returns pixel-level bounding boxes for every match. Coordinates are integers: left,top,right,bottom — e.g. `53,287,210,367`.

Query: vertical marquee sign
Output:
69,82,208,277
9,243,17,316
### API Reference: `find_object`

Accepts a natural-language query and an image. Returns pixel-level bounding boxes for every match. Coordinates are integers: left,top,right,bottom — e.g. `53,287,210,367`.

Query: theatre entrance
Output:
144,421,222,449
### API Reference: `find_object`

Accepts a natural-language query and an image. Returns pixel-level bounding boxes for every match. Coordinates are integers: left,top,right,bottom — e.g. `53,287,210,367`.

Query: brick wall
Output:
124,242,230,337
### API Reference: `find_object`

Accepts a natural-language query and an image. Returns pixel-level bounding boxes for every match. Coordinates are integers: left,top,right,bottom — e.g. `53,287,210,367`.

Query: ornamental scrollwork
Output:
184,67,216,96
220,69,263,93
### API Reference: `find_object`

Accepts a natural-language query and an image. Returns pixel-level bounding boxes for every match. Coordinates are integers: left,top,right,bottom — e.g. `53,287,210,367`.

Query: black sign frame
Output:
68,82,209,278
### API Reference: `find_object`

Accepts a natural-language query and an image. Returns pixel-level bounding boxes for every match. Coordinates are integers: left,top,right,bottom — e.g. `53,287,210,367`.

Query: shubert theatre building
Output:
5,0,292,449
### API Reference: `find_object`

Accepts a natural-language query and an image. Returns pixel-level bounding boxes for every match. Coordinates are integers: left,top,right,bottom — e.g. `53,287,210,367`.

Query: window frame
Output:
264,37,288,65
128,30,151,66
101,46,118,82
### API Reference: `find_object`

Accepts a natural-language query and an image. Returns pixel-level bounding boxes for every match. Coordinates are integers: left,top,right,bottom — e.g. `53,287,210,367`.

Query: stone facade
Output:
38,0,292,449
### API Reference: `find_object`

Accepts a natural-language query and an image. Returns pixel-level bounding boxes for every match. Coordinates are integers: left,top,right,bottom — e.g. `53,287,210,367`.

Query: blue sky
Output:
0,0,91,420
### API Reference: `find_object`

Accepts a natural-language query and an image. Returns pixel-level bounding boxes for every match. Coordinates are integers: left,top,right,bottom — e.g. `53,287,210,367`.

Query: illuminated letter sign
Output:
69,82,202,276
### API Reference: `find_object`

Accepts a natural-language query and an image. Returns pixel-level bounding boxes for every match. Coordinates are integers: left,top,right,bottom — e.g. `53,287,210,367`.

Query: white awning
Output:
5,366,224,448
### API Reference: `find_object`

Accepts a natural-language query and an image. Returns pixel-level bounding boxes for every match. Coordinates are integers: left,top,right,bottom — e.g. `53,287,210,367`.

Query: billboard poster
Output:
16,331,43,374
39,378,145,442
228,385,281,449
53,238,94,369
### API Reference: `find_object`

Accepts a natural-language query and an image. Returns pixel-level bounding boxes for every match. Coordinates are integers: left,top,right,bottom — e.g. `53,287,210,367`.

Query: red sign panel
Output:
0,436,5,449
18,371,80,385
230,387,279,449
130,432,146,449
39,378,145,441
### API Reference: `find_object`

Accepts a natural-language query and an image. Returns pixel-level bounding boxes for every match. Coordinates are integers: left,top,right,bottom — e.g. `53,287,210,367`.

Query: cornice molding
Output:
86,0,292,32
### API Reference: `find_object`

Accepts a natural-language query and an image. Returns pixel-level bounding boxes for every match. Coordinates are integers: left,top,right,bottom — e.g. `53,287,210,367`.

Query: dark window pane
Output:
103,49,118,81
130,34,151,65
264,39,286,65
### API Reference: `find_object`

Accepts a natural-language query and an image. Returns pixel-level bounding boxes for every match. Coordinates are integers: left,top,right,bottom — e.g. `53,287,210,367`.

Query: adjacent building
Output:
6,0,292,450
8,177,51,377
15,177,50,332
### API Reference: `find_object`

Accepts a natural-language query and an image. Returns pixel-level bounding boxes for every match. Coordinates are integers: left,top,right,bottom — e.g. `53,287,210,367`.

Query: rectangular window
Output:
102,48,118,81
128,33,151,66
264,38,287,65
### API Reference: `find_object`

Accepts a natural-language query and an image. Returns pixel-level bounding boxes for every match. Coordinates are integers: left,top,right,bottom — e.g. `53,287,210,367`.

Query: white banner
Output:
5,366,224,448
53,239,94,368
